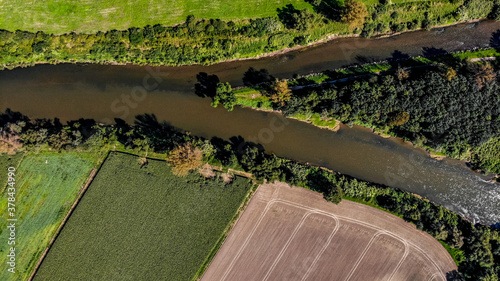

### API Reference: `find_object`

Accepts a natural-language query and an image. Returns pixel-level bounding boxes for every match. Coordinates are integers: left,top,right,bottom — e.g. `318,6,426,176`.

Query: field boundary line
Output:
428,271,446,281
220,199,297,281
27,166,98,281
195,182,260,280
336,214,447,279
217,195,449,281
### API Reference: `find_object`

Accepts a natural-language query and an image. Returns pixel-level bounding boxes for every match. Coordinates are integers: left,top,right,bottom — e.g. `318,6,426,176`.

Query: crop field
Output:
34,152,252,281
202,182,457,281
0,0,313,34
0,152,95,281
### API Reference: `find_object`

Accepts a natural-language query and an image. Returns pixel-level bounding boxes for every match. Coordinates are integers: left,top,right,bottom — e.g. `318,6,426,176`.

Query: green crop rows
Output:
34,152,251,281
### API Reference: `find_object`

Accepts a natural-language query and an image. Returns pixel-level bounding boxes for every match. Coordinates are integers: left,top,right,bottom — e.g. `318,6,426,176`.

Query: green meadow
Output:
0,0,313,34
0,152,95,281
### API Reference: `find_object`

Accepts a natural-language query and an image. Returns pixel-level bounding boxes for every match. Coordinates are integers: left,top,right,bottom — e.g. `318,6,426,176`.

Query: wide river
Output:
1,21,500,224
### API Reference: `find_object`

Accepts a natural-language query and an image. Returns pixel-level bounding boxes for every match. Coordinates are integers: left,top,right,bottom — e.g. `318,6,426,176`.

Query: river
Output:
1,20,499,224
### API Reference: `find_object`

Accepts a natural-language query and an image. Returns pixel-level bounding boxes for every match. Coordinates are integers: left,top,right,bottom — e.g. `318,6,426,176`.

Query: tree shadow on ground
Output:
305,0,343,21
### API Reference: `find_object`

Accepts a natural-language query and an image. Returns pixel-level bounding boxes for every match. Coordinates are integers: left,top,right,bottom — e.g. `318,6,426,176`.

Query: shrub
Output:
166,143,203,176
458,0,495,21
341,0,369,28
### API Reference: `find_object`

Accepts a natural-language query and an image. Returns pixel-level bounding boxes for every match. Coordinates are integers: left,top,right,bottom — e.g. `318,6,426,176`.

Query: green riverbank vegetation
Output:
1,0,499,69
0,108,499,280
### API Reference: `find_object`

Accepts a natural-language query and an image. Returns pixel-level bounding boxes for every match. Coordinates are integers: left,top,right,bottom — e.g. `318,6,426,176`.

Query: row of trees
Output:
0,108,498,280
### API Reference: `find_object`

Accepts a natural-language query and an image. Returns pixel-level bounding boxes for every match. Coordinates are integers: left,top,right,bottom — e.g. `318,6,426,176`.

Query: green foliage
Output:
283,65,500,170
342,0,369,28
211,82,236,111
458,0,495,21
0,152,95,281
440,240,466,266
268,33,295,49
34,152,251,281
472,137,500,174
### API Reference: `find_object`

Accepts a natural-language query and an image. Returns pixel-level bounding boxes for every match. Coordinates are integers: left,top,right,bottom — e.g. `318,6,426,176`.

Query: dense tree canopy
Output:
283,62,500,165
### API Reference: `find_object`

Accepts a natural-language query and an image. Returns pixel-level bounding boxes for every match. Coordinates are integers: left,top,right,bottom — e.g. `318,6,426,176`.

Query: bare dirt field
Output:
201,182,457,281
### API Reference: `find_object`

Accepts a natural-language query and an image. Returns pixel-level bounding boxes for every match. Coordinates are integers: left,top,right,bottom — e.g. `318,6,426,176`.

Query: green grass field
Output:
0,0,313,34
0,152,96,281
0,153,24,191
34,152,252,281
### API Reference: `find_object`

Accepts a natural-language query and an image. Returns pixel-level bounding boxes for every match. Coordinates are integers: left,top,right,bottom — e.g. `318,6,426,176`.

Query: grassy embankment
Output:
0,152,97,281
33,152,252,281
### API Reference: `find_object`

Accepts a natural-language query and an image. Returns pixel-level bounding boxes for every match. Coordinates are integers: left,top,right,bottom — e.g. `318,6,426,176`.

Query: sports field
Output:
0,0,313,34
202,182,457,281
33,152,251,281
0,152,95,281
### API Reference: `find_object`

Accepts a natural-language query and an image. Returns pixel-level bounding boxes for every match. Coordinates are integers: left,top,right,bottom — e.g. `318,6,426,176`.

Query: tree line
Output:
0,108,498,280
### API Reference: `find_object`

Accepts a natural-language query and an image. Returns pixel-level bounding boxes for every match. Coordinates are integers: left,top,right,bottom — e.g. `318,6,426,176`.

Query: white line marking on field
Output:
219,197,448,281
262,211,314,281
300,219,341,281
343,231,385,281
387,237,410,281
262,212,340,281
428,271,446,281
219,200,286,281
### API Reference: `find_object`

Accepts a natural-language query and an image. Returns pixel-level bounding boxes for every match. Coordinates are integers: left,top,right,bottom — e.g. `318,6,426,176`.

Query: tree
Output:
396,67,410,80
444,67,457,81
472,62,496,89
389,111,410,126
211,82,236,111
268,78,292,106
325,184,343,204
341,0,368,28
166,143,203,176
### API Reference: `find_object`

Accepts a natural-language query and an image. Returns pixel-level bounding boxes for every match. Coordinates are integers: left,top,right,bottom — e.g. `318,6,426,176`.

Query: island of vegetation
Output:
201,44,500,178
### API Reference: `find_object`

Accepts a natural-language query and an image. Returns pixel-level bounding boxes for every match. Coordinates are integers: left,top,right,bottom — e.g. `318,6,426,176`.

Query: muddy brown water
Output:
1,20,500,224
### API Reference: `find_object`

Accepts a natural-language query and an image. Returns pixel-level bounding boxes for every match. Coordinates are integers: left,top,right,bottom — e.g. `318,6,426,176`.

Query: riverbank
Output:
1,16,496,71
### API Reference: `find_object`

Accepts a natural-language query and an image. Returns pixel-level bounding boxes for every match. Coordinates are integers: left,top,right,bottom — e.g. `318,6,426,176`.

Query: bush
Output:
458,0,495,21
341,0,369,28
268,33,294,49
